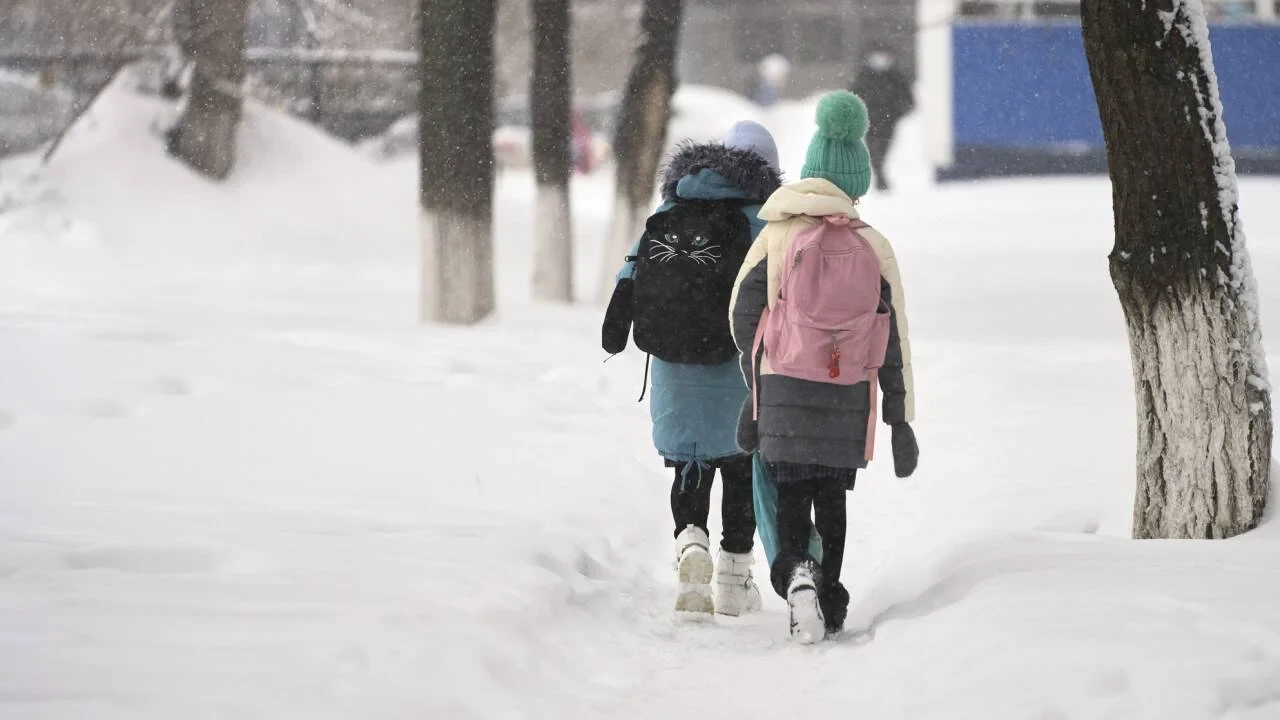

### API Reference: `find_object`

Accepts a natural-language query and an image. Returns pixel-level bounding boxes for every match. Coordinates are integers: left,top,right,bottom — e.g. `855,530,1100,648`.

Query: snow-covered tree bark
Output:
597,0,683,301
1082,0,1271,539
420,0,496,324
167,0,251,180
531,0,574,303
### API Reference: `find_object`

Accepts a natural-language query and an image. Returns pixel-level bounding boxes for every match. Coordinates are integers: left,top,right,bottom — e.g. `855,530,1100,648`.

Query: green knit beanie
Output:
800,91,872,199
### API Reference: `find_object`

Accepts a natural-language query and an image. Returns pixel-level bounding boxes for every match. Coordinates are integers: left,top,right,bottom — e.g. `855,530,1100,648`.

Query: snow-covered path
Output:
6,80,1280,719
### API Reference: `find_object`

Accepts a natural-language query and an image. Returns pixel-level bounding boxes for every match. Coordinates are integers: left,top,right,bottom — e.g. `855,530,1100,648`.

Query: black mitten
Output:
601,278,634,354
891,422,919,478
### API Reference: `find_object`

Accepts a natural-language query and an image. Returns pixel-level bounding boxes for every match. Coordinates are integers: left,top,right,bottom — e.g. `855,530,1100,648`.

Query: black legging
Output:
670,455,755,554
769,477,849,598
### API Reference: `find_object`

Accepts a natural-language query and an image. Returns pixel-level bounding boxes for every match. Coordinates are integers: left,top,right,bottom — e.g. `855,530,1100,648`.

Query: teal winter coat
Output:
614,142,782,473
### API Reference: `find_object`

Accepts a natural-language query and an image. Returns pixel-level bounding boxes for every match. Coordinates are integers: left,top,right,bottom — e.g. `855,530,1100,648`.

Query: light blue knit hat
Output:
800,91,872,198
722,120,780,172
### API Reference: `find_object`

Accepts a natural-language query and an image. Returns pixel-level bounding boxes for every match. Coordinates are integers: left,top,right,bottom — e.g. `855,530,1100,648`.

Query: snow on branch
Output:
306,0,376,32
1174,0,1270,391
243,47,416,64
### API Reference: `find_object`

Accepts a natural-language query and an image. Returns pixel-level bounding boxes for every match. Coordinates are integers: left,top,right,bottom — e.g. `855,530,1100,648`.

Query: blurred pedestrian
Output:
850,50,913,191
750,54,791,108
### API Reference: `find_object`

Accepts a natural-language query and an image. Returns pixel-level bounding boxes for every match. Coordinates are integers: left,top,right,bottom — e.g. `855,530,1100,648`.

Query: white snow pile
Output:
5,72,1280,719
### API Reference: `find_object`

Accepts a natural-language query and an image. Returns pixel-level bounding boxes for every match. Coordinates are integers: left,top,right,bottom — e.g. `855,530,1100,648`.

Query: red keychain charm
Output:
828,345,841,379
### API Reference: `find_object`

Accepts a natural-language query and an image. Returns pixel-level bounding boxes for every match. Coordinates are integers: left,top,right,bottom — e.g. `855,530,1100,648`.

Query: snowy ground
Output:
4,76,1280,719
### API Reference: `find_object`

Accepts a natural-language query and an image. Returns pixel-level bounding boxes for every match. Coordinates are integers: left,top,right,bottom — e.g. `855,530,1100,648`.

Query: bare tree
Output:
1082,0,1271,539
530,0,574,303
597,0,683,301
420,0,496,324
166,0,251,180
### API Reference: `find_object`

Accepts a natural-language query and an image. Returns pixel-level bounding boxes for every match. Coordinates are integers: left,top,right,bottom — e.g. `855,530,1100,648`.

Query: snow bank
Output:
28,69,415,267
0,69,420,328
0,71,660,717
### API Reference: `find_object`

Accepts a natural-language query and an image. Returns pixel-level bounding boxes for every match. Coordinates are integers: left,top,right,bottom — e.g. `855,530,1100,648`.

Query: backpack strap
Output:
750,304,770,421
851,217,877,461
637,353,651,403
865,369,878,461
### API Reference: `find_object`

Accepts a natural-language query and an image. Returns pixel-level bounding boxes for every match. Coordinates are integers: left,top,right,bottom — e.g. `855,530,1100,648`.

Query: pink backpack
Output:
751,216,892,460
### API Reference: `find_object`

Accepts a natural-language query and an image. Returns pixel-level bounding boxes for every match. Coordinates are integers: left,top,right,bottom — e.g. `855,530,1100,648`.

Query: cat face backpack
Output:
602,199,751,365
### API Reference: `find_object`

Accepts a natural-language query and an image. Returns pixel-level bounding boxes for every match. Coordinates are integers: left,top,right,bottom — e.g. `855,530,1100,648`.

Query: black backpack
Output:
602,199,751,366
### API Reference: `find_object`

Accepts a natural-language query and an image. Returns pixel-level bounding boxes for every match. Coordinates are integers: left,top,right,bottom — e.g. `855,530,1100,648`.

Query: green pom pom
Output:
814,91,869,141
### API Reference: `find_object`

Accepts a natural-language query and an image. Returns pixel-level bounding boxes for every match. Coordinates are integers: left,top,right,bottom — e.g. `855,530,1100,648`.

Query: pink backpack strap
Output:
751,304,770,421
865,369,878,461
855,217,877,461
853,217,876,460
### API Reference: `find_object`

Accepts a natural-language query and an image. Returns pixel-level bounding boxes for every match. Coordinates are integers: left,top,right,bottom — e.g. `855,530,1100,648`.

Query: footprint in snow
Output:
154,375,195,397
93,329,183,345
65,545,226,574
1089,668,1131,696
445,358,477,377
84,399,131,419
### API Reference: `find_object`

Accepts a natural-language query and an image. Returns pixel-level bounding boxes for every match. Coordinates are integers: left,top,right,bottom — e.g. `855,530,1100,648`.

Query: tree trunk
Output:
530,0,574,303
167,0,249,180
1082,0,1271,539
420,0,496,324
597,0,683,301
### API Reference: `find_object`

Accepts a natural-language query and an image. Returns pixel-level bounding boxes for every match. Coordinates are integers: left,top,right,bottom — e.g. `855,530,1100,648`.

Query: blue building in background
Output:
917,0,1280,181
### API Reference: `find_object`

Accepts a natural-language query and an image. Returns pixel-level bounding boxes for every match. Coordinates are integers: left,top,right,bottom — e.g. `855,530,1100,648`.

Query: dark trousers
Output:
866,132,893,191
768,475,852,599
670,455,755,554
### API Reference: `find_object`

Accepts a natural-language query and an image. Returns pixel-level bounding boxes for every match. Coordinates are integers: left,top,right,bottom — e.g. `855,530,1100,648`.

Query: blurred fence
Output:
0,46,418,146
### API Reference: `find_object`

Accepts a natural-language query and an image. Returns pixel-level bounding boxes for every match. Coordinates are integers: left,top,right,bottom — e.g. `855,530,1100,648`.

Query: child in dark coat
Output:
730,93,919,642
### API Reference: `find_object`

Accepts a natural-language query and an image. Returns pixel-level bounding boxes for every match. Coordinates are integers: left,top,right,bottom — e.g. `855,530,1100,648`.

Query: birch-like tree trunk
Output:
167,0,250,180
531,0,574,303
1082,0,1271,539
420,0,496,324
597,0,683,301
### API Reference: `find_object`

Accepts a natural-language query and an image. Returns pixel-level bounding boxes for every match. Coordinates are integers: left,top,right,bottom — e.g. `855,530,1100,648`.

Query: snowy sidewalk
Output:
6,79,1280,718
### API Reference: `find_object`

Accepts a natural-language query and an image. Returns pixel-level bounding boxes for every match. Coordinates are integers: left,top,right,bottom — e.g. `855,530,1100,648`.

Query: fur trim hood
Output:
659,141,782,204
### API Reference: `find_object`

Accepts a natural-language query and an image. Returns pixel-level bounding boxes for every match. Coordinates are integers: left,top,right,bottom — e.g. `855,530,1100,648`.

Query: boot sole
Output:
675,548,714,615
788,586,825,644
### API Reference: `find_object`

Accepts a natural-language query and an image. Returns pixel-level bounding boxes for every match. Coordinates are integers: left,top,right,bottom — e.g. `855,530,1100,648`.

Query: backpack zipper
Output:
793,244,856,268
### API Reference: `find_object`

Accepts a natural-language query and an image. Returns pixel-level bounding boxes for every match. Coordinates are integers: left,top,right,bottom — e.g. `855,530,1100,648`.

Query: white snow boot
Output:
715,548,763,617
674,525,715,615
787,564,826,644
